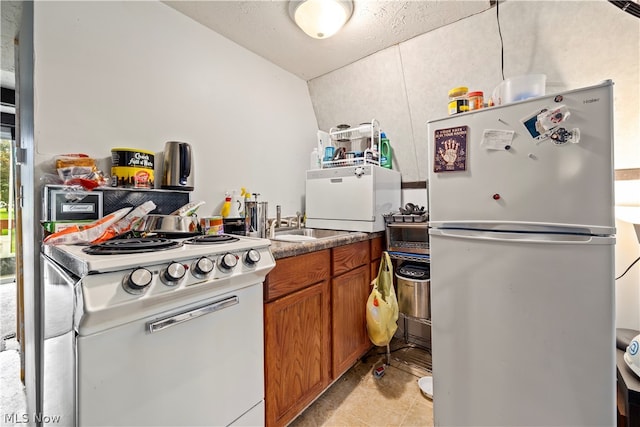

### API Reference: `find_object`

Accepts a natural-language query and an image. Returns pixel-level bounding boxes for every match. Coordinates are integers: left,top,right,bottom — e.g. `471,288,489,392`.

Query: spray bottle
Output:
221,192,232,218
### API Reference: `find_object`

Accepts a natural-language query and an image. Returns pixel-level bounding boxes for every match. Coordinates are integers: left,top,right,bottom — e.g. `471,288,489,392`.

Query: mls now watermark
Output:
3,412,62,424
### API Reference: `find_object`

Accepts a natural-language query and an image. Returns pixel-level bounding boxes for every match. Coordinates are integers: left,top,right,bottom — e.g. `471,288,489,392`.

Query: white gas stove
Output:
38,234,275,426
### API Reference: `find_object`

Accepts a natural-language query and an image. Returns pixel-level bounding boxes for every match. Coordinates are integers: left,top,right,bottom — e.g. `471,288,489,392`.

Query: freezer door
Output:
427,81,614,234
429,228,615,426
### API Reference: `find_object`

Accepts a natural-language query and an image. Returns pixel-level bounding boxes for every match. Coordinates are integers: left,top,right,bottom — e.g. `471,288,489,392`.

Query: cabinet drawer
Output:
264,250,330,301
370,236,383,261
332,240,369,276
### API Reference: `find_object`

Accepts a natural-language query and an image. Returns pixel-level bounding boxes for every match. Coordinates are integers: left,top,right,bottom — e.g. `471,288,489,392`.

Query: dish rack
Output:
323,119,381,168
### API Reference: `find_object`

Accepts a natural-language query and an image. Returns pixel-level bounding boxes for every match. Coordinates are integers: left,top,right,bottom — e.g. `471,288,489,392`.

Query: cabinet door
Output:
370,236,384,261
264,280,331,427
331,264,371,378
370,236,383,280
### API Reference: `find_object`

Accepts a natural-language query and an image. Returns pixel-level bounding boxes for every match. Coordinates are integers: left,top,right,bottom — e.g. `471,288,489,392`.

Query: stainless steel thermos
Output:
245,201,268,238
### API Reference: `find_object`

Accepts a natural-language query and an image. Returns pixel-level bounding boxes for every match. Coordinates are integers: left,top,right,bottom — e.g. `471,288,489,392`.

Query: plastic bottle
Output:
229,190,242,217
380,133,392,169
221,193,231,218
310,147,321,169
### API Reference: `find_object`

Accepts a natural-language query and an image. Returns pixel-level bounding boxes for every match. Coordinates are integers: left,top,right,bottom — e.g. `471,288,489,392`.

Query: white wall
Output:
310,1,639,181
309,0,640,328
30,1,640,327
33,1,318,220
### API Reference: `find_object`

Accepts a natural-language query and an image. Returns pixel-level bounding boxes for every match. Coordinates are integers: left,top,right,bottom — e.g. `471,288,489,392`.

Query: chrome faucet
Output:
276,205,281,229
268,218,277,239
296,211,304,229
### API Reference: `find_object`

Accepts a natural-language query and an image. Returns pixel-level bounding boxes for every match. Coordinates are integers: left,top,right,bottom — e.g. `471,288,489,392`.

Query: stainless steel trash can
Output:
396,262,430,319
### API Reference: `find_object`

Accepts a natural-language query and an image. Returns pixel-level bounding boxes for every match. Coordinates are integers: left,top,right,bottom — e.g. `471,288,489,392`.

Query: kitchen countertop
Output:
269,231,384,259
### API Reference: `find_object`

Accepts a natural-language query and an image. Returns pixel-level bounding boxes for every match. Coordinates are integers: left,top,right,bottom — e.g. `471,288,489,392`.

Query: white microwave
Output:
305,165,401,232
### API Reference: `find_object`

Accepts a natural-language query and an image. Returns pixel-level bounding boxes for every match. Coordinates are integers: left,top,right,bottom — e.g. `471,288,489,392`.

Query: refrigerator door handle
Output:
429,221,615,236
429,228,616,245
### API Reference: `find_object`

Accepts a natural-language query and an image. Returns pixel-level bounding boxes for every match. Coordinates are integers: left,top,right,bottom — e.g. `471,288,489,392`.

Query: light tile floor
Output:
1,281,28,425
290,341,433,427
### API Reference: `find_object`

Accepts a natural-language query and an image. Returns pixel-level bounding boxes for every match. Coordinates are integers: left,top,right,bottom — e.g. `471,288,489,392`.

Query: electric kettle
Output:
161,141,194,191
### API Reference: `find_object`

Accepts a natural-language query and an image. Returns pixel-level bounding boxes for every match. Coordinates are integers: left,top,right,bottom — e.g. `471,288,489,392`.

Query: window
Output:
1,87,16,283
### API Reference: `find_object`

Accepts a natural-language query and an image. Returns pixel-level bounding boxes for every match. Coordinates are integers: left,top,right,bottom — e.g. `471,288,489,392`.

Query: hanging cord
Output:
496,0,505,80
616,256,640,280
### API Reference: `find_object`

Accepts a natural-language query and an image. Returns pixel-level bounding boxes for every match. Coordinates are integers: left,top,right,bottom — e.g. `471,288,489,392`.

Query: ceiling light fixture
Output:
288,0,354,39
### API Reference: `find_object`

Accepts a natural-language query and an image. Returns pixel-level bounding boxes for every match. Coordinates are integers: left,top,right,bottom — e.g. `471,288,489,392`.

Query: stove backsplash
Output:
44,185,191,222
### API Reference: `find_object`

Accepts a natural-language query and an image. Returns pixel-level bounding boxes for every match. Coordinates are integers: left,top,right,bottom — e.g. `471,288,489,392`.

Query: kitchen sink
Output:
271,228,355,242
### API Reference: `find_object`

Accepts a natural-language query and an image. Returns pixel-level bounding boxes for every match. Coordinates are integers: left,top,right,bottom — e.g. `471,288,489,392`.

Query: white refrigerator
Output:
427,80,616,426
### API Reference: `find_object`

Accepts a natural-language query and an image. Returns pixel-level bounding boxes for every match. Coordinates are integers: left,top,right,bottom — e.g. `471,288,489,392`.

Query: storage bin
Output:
492,74,546,105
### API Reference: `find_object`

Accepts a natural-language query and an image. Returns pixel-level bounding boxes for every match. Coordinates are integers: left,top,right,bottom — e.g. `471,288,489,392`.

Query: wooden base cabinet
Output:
370,236,383,279
264,281,331,427
264,239,381,426
264,250,331,427
331,264,370,378
331,240,372,378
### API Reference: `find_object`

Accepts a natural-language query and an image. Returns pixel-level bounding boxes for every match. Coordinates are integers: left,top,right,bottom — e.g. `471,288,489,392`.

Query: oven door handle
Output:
146,296,239,333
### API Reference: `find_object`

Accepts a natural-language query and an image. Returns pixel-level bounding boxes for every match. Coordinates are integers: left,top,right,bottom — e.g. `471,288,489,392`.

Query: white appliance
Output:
427,80,616,426
37,234,275,426
305,165,401,232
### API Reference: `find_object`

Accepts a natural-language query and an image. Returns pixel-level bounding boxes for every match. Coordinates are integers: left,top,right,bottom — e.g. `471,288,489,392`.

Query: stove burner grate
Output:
82,238,184,255
184,234,240,245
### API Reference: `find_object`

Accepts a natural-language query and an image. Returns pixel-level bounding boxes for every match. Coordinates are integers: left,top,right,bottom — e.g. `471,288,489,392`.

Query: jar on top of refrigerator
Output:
468,91,484,111
448,86,469,115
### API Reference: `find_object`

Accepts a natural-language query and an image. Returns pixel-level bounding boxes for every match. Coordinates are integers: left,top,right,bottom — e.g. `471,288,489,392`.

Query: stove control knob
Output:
244,249,261,266
123,267,153,295
219,253,238,271
161,262,186,286
192,256,214,279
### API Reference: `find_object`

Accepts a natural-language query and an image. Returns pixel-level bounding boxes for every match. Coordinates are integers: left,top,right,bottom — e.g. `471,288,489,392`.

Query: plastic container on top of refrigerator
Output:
491,74,546,105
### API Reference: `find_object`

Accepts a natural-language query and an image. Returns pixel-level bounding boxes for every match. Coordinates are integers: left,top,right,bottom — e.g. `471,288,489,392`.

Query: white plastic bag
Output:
366,252,398,346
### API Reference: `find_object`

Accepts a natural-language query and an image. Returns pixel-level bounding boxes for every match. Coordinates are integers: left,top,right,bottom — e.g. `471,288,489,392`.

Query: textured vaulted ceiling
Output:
0,1,493,87
162,0,492,80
